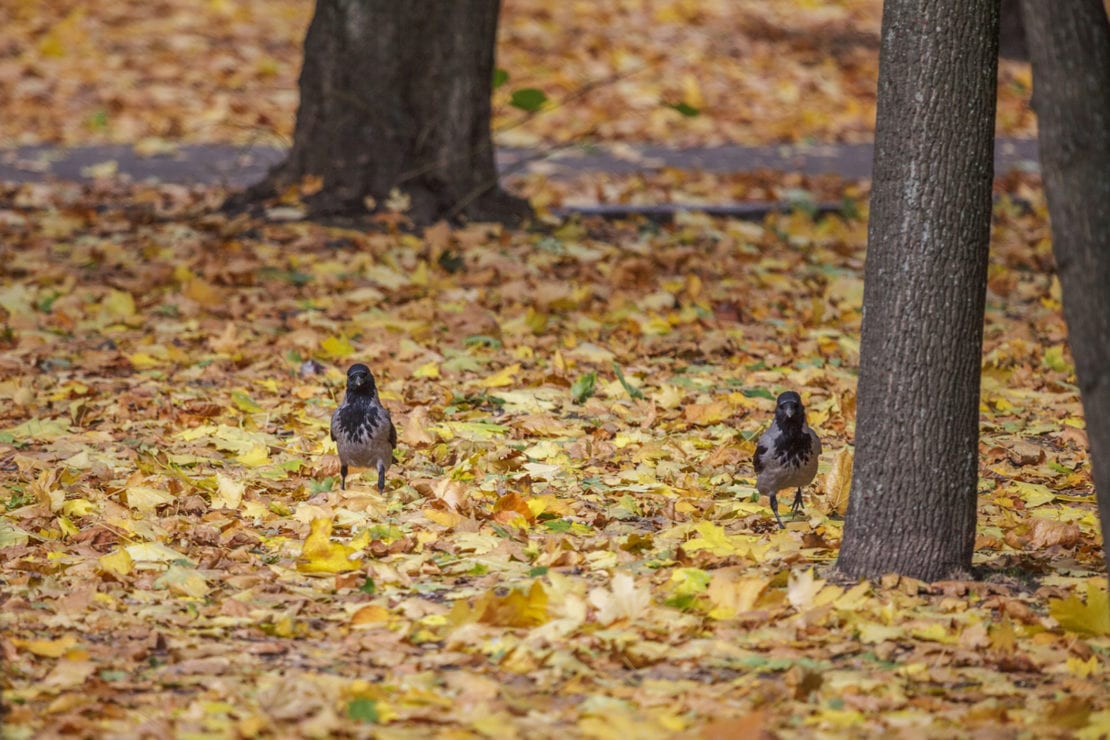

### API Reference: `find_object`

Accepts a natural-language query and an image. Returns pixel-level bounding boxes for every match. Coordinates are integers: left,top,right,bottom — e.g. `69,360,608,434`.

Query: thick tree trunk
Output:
1020,0,1110,579
234,0,530,226
998,0,1027,60
836,0,999,582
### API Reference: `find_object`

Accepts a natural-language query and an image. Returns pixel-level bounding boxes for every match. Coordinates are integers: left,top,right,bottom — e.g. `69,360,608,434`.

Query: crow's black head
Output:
774,390,805,428
345,363,377,398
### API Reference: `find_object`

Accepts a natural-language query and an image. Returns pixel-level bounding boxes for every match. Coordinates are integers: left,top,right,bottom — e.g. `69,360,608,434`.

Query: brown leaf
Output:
1027,518,1081,549
700,711,770,740
822,446,853,516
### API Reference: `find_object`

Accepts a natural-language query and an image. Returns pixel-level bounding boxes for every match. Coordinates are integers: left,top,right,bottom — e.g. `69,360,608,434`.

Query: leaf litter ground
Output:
1,0,1108,735
1,0,1038,149
1,172,1107,737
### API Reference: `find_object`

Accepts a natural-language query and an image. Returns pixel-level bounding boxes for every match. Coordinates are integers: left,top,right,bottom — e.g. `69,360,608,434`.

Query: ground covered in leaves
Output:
1,173,1107,737
1,0,1038,149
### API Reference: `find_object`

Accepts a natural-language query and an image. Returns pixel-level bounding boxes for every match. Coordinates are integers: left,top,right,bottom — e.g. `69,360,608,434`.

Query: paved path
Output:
0,140,1040,187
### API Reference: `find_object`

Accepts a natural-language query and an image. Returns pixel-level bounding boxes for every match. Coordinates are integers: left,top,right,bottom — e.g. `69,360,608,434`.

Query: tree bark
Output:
998,0,1027,60
232,0,531,226
1020,0,1110,579
836,0,1000,582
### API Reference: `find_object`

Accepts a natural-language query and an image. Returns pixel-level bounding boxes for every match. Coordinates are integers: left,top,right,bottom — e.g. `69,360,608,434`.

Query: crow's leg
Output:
791,487,805,518
340,464,348,491
377,463,386,493
769,491,785,529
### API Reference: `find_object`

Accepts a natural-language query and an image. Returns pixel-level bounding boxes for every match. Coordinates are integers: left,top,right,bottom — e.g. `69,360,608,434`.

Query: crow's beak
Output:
780,402,797,419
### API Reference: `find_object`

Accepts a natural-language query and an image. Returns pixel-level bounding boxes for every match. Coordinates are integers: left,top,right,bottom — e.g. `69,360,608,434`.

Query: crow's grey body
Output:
331,363,396,492
753,391,821,528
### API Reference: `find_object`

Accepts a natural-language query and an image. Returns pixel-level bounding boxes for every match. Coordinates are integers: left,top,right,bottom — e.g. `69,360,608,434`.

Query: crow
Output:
330,363,396,492
753,391,821,528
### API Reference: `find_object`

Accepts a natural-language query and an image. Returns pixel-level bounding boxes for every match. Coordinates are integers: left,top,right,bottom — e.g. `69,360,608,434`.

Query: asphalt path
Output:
0,140,1039,187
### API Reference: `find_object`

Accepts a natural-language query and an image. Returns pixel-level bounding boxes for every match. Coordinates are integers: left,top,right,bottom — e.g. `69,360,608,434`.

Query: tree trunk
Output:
233,0,531,226
998,0,1027,60
1020,0,1110,579
836,0,1000,582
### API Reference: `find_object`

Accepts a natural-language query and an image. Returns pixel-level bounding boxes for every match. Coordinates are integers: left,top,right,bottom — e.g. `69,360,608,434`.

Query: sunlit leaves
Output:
320,335,355,360
0,165,1102,738
297,517,368,574
448,581,550,628
1049,581,1110,636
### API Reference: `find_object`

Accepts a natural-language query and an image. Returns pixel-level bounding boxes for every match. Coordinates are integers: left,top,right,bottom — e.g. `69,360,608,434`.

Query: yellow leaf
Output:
98,548,133,578
787,568,826,611
237,444,270,467
214,472,245,509
684,401,731,426
401,406,436,447
128,352,164,369
62,498,97,517
1066,655,1099,678
858,622,903,644
911,622,956,644
989,618,1017,652
123,485,175,513
1049,581,1110,636
15,635,80,658
31,468,64,512
351,604,391,625
155,566,209,598
2,417,71,441
682,72,704,108
80,160,119,180
57,515,79,538
231,391,264,413
182,277,223,307
477,581,549,628
99,289,136,323
297,517,365,574
682,521,746,557
411,260,429,286
1043,344,1071,372
707,567,771,617
588,572,650,625
516,414,578,437
1011,481,1055,508
125,542,188,563
479,362,521,388
652,384,685,410
823,446,853,516
0,520,30,548
320,335,355,359
413,361,440,378
525,494,573,518
1078,711,1110,740
423,508,464,528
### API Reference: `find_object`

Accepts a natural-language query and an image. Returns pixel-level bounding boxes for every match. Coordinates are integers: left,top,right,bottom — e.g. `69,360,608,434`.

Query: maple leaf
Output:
213,472,245,509
787,568,826,611
589,572,651,625
706,567,772,618
1049,581,1110,636
297,517,368,574
682,521,749,558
